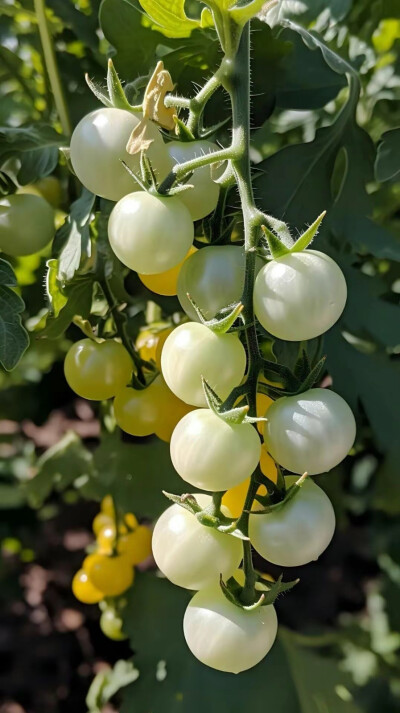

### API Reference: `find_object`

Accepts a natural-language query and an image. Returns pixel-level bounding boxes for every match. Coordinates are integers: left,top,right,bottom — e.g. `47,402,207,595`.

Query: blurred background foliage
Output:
0,0,399,711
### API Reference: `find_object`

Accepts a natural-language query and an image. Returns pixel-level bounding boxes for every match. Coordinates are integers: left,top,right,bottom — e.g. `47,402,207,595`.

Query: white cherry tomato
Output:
249,478,335,566
108,191,194,274
161,322,247,407
170,409,261,491
152,495,242,590
0,194,54,256
70,108,172,202
253,250,347,341
166,140,220,221
264,388,356,475
183,584,278,673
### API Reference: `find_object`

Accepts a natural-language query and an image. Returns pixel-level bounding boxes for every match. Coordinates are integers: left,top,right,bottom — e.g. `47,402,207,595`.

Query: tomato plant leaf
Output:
375,128,400,183
0,124,65,185
138,0,202,38
0,258,29,371
53,188,96,282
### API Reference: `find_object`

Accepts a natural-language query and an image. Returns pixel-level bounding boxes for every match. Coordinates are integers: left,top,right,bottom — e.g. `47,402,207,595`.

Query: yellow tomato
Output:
72,569,104,603
92,512,113,536
136,326,173,368
222,478,250,519
18,175,63,208
85,553,134,596
101,495,114,517
154,378,195,442
139,246,197,296
118,525,152,565
97,524,116,554
256,391,273,434
124,512,139,530
154,327,173,369
260,446,278,484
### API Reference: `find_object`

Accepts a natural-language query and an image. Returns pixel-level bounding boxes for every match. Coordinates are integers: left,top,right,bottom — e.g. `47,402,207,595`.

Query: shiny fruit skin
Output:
161,322,247,407
72,569,104,604
170,409,261,491
70,108,172,202
166,140,220,221
108,191,194,274
183,584,278,673
256,391,274,434
118,525,152,565
113,376,165,437
152,495,242,590
139,245,197,296
0,194,54,256
85,553,134,596
64,339,132,401
249,479,336,566
93,512,113,535
264,387,356,475
253,250,347,341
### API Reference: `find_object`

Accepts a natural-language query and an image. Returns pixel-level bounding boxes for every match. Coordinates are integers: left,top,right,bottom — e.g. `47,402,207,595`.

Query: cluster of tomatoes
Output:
72,496,152,640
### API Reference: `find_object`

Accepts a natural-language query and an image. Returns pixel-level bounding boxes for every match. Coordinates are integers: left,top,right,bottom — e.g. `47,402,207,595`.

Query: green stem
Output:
34,0,72,136
187,73,222,136
157,146,236,195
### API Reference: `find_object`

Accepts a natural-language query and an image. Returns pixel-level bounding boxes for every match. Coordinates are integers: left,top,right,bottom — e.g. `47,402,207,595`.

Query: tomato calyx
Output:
260,350,327,399
186,293,244,334
202,377,266,427
251,471,309,515
220,572,299,610
85,59,141,114
162,491,249,541
261,210,327,261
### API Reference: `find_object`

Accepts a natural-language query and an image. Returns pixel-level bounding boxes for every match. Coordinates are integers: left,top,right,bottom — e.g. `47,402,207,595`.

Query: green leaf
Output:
25,432,94,508
375,128,400,183
53,188,96,282
138,0,202,38
0,258,29,371
107,58,133,110
0,124,65,185
290,211,326,252
39,276,94,339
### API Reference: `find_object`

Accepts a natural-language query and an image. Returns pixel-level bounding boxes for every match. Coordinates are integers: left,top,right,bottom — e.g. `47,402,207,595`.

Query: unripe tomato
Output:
108,191,194,274
0,194,54,256
64,339,132,401
100,608,127,641
118,525,152,565
183,584,278,673
18,175,62,208
72,569,104,604
85,553,134,596
153,380,194,443
139,245,197,296
222,478,250,518
177,245,246,321
249,479,335,566
161,322,247,407
93,512,113,535
264,387,356,475
113,376,164,437
166,140,221,221
152,495,242,590
70,108,172,201
254,250,347,341
170,409,261,491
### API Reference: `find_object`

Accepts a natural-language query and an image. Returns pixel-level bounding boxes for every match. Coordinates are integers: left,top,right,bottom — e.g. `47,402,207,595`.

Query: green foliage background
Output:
0,1,400,711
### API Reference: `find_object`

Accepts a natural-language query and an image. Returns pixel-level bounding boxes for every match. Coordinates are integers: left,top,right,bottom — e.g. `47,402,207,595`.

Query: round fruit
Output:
222,478,250,519
64,339,132,401
152,495,242,590
153,386,194,443
161,322,246,407
0,194,54,256
249,478,336,566
139,245,197,296
177,245,246,321
254,250,347,341
72,569,104,604
70,108,172,201
18,175,62,208
183,584,278,673
256,391,274,434
85,553,134,596
260,447,278,483
166,140,221,221
170,409,261,491
113,376,165,437
101,495,115,517
118,525,152,565
136,326,173,367
93,512,113,535
264,387,356,475
108,191,194,274
100,608,127,641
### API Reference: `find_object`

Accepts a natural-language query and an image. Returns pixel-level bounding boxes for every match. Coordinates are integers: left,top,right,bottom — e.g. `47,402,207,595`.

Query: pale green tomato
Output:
183,584,278,673
177,245,247,320
0,194,54,256
64,339,132,401
161,322,247,407
264,388,356,475
254,250,347,341
113,376,164,437
100,608,128,641
108,191,194,274
70,108,172,201
249,479,335,566
166,140,220,221
152,495,242,590
170,409,261,491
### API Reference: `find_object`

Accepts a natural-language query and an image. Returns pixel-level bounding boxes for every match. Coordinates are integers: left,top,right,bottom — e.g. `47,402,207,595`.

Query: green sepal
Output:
220,576,265,610
262,224,291,259
120,160,147,192
107,59,134,112
166,182,194,197
140,151,157,190
162,491,202,514
263,213,293,246
202,378,266,427
199,115,232,141
290,211,326,253
294,348,311,382
162,489,248,540
259,574,299,606
72,315,99,341
295,356,326,394
85,73,113,108
252,472,309,514
186,293,244,333
173,117,195,142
